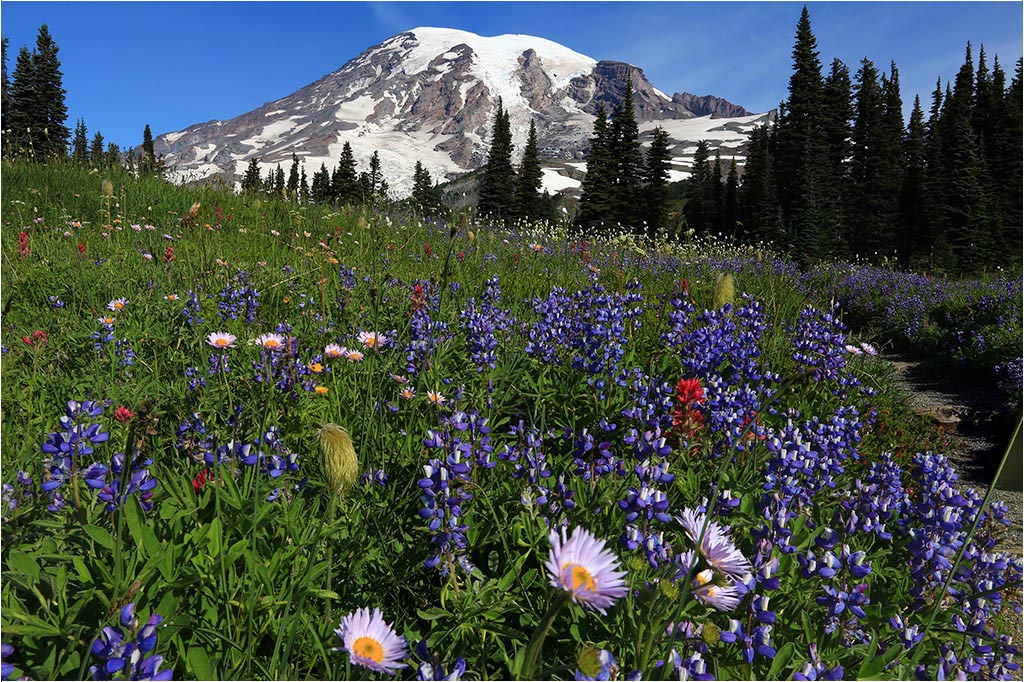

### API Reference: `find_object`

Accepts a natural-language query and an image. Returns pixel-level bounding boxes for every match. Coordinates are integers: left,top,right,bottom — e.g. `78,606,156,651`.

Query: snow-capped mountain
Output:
153,27,772,196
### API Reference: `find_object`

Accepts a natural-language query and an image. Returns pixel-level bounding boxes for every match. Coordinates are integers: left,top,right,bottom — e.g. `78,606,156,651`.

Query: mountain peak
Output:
153,27,762,195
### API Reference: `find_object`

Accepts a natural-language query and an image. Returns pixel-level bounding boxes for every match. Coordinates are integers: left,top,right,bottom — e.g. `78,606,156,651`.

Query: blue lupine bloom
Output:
2,643,15,680
41,400,110,505
89,604,172,680
414,640,466,681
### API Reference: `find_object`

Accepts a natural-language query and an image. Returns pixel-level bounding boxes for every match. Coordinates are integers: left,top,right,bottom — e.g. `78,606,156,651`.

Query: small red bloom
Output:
513,252,520,267
192,469,214,492
410,283,426,313
423,243,434,258
671,377,706,442
164,246,175,262
114,406,135,423
77,243,87,258
457,251,465,262
18,231,30,259
23,330,47,347
675,377,704,406
680,278,689,292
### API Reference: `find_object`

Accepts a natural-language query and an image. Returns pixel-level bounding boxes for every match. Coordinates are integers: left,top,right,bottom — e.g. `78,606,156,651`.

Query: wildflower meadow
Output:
1,161,1021,680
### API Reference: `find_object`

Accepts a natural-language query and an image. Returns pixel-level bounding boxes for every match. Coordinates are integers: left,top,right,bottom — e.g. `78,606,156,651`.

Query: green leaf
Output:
417,607,452,621
768,642,795,678
188,646,214,680
6,549,41,582
72,556,92,583
124,498,146,550
83,524,115,550
207,517,223,558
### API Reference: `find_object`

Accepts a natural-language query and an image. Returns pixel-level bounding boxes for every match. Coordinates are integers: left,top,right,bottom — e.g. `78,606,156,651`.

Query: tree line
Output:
3,25,165,174
240,146,448,216
702,7,1021,274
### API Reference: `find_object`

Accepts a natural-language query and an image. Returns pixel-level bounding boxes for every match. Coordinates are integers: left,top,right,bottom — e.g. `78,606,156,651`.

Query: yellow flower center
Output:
214,339,229,347
364,336,377,348
352,636,384,663
265,339,280,349
113,302,124,310
562,563,596,592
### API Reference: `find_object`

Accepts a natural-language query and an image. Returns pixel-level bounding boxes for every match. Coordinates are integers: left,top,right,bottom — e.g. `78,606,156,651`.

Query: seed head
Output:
320,423,358,496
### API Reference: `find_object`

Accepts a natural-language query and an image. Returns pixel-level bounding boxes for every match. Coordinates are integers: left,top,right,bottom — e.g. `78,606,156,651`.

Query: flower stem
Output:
521,592,569,680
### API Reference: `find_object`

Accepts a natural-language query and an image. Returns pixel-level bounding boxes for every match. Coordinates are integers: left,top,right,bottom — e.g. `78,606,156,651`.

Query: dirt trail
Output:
883,354,1023,679
883,354,1023,553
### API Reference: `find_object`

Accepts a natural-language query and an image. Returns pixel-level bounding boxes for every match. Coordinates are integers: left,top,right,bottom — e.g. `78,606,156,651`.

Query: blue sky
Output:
2,2,1021,147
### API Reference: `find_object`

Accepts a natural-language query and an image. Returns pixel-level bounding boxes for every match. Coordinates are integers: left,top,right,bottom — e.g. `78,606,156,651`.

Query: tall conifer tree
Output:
513,119,543,222
8,46,39,158
739,125,785,245
89,131,105,167
72,118,89,164
775,6,829,262
610,74,644,229
477,99,516,224
32,25,69,158
576,105,615,232
641,127,672,236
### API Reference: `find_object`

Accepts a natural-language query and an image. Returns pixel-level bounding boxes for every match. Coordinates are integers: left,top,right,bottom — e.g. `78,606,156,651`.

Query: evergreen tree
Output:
141,124,156,174
299,167,309,204
738,125,785,245
923,78,949,263
684,140,711,236
89,131,105,167
358,172,372,201
775,6,829,262
610,74,644,230
575,105,616,232
945,116,991,273
262,169,275,196
332,143,358,204
477,98,516,224
992,58,1022,269
901,96,929,267
722,158,740,239
1,38,9,148
641,126,672,236
513,119,543,222
241,158,262,193
31,25,69,158
368,151,383,197
287,153,300,199
274,164,285,197
411,161,445,215
72,117,89,165
821,58,854,255
311,163,330,203
879,62,906,260
105,143,121,169
706,149,724,233
411,161,431,209
8,45,39,157
850,59,888,260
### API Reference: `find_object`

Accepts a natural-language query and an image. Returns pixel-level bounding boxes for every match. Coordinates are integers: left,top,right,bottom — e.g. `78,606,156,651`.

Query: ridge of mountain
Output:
153,27,769,196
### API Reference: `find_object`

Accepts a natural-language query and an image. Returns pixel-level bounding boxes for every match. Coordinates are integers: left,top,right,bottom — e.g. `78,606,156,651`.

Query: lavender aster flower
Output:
544,526,628,615
677,508,752,581
334,607,408,675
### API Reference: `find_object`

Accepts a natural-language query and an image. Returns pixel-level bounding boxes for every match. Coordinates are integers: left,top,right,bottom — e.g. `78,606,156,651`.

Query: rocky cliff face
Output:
151,27,762,195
